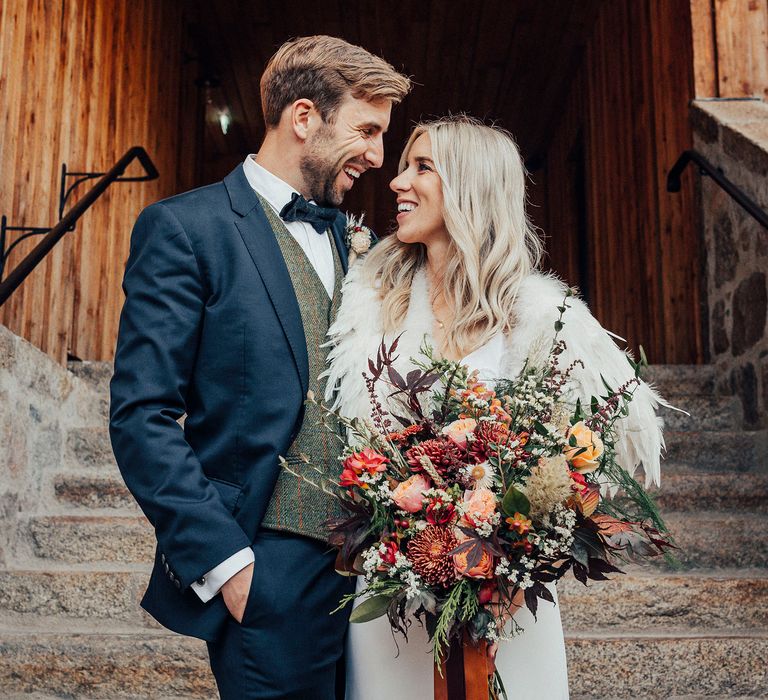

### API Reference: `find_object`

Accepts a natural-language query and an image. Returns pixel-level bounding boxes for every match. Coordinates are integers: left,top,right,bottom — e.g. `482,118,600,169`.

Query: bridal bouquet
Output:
288,296,673,693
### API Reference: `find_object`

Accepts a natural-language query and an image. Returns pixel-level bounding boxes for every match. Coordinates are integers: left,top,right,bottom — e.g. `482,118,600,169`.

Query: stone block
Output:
67,360,114,395
0,632,214,698
641,365,716,398
711,299,729,356
566,634,768,697
723,122,768,178
652,472,768,512
731,272,766,357
658,395,740,432
0,571,146,623
27,515,154,563
692,99,768,127
663,429,767,472
559,570,768,631
0,324,17,371
661,511,768,568
713,210,738,286
54,473,138,511
65,427,116,469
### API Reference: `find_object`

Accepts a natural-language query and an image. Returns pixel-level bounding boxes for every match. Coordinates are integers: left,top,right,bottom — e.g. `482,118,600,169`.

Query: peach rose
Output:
441,418,478,449
453,545,495,579
392,473,430,513
461,487,497,528
563,421,604,473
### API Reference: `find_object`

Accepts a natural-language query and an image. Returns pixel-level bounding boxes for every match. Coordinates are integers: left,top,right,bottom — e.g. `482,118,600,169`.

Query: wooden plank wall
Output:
533,0,702,365
691,0,768,99
0,0,186,363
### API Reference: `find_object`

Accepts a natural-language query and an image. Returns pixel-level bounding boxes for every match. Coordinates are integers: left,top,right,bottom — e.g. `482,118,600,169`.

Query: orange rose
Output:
442,418,477,449
563,421,604,473
461,487,497,528
392,473,430,513
453,545,495,579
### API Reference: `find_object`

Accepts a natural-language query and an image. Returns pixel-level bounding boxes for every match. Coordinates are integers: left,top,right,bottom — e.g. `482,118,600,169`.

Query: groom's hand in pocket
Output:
221,562,254,623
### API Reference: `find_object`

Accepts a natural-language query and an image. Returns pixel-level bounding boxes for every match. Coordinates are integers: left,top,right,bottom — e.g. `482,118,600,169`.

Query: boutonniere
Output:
344,213,374,263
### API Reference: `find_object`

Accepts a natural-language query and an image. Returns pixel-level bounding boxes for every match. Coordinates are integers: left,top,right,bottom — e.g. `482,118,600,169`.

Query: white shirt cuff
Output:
190,547,254,603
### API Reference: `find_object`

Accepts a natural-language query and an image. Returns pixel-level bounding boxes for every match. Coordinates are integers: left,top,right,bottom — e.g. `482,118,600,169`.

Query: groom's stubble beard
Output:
300,122,346,207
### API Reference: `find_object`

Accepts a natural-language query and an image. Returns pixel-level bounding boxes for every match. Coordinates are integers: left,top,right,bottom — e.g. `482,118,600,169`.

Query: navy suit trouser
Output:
207,530,355,699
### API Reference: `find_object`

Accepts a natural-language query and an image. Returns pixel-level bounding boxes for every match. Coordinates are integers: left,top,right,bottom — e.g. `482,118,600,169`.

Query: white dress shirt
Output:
190,155,338,602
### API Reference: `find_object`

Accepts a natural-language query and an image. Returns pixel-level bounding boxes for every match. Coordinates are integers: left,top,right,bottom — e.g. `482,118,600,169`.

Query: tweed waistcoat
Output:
258,196,346,541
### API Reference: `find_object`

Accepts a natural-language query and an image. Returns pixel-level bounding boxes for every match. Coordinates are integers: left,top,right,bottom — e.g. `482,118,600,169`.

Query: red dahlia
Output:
406,526,459,587
405,438,463,480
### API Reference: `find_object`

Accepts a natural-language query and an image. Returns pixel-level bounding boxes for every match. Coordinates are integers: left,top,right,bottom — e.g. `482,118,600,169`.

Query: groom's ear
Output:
290,98,318,142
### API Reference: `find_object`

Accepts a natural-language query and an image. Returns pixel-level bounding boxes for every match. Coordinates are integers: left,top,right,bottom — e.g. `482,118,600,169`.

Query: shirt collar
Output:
242,154,305,215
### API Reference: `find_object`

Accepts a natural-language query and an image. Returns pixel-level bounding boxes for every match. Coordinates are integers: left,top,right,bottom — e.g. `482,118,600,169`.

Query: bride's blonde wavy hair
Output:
362,115,543,358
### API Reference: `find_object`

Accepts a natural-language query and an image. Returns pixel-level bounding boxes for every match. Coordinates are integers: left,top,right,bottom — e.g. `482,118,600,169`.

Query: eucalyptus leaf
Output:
349,594,396,623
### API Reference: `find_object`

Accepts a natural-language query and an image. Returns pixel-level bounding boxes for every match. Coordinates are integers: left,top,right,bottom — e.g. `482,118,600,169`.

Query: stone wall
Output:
692,100,768,429
0,323,108,566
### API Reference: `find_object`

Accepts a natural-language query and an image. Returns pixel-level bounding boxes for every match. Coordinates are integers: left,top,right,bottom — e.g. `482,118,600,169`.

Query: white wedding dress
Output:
344,334,570,700
325,264,666,700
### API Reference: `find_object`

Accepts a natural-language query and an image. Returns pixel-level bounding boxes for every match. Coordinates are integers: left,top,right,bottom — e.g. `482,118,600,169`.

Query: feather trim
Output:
325,268,667,487
504,273,667,487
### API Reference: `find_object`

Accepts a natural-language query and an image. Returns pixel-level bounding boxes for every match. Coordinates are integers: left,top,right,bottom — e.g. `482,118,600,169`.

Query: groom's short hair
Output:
261,35,411,128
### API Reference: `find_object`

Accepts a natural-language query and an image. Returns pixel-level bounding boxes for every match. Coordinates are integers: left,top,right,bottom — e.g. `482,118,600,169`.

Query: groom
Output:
110,36,410,699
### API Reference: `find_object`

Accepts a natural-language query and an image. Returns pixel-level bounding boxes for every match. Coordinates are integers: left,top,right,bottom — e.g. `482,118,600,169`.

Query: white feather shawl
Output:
324,262,666,487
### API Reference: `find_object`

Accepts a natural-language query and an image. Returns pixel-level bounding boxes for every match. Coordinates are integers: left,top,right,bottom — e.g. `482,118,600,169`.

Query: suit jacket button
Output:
164,562,170,575
174,578,181,589
161,553,166,564
196,576,206,586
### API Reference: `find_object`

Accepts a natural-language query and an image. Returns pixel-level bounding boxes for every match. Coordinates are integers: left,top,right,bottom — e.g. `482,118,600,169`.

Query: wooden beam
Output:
690,0,718,97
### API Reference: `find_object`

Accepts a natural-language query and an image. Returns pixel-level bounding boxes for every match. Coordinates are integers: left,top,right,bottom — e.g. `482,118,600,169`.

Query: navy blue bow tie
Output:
279,193,338,234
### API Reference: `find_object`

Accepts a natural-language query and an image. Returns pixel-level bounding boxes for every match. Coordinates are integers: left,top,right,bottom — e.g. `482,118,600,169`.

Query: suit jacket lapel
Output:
224,165,309,395
330,213,349,274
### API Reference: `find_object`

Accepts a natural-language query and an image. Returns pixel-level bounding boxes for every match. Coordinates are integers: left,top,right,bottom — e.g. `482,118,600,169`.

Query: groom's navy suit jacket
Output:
109,164,349,642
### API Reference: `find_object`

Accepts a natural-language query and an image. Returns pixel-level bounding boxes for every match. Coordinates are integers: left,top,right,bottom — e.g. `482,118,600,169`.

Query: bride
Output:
324,116,665,699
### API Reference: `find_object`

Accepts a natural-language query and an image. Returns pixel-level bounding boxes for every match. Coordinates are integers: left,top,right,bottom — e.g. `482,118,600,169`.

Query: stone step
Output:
643,364,716,397
0,630,214,699
1,566,764,637
65,426,115,469
558,569,768,631
566,631,768,698
0,570,154,627
19,508,767,570
0,627,764,698
660,511,768,569
663,429,768,472
53,472,138,511
24,515,154,564
48,470,768,516
652,472,768,511
658,394,740,431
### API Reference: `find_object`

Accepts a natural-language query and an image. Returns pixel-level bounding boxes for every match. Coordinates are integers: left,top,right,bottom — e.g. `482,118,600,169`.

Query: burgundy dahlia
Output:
468,421,511,461
406,525,459,587
405,438,463,480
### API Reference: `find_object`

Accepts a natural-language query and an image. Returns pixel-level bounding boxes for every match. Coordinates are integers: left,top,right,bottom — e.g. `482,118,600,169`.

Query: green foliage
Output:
432,579,477,666
349,593,397,623
501,484,531,517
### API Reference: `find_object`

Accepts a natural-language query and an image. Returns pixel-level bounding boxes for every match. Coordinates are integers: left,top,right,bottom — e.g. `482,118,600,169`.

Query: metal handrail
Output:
0,146,158,306
667,149,768,231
